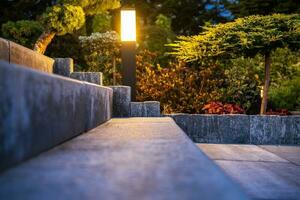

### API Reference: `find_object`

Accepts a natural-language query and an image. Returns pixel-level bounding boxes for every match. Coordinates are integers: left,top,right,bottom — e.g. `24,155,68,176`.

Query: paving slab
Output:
197,144,300,200
197,144,288,162
216,160,300,200
0,118,249,200
260,145,300,166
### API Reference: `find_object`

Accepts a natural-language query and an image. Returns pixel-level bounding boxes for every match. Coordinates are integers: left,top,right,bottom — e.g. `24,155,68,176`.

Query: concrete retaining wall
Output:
0,61,113,171
167,114,300,145
130,101,161,117
0,38,54,73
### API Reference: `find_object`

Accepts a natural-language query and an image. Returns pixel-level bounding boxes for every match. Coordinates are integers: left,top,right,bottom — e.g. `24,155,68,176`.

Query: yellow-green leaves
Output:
59,0,120,16
170,14,300,63
40,4,85,35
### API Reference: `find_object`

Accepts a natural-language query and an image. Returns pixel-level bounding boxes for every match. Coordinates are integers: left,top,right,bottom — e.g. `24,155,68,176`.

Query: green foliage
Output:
155,14,172,31
46,33,87,69
92,12,113,33
136,48,300,114
226,0,300,18
269,77,300,110
79,31,121,85
224,47,300,87
59,0,120,15
0,0,54,27
269,48,300,87
1,20,43,48
139,14,175,54
122,0,231,35
219,59,261,114
40,4,85,35
170,14,300,63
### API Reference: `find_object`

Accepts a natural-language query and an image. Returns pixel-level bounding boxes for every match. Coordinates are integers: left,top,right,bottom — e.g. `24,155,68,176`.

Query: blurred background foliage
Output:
0,0,299,113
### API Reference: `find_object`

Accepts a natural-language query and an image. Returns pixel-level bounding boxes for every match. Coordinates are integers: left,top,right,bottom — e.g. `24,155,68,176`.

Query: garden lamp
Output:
121,8,137,100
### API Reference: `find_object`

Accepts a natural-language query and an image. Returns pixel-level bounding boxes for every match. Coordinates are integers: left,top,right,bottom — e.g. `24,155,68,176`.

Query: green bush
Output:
92,13,112,33
1,20,43,48
219,59,261,114
40,4,85,36
269,77,300,111
139,14,175,55
78,31,121,85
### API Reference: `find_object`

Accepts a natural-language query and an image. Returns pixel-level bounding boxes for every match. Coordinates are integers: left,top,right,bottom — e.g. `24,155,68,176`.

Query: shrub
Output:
170,14,300,114
202,102,245,114
136,50,224,114
269,77,300,111
34,4,85,54
1,20,43,48
79,31,121,85
139,14,175,55
40,4,85,36
219,58,262,114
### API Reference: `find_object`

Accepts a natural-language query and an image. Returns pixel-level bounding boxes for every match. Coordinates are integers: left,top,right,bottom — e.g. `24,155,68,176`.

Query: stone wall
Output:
0,38,54,73
0,61,113,171
167,114,300,145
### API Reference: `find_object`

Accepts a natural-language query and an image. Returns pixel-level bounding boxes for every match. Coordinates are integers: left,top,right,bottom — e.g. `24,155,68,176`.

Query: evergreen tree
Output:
226,0,300,18
0,0,54,28
170,14,300,114
34,4,85,54
59,0,120,35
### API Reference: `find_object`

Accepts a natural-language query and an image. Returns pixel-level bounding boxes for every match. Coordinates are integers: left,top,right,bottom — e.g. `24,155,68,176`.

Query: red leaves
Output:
266,109,291,116
202,101,245,114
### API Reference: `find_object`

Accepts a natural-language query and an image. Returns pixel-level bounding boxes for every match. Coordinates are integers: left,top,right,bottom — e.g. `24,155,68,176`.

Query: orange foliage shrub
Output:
202,101,245,114
136,50,224,114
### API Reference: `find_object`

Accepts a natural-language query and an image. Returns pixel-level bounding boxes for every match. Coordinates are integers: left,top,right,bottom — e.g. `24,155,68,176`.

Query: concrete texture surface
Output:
250,115,300,144
198,144,288,162
131,101,161,117
260,145,300,166
130,102,145,117
0,38,54,73
0,61,112,171
70,72,103,85
54,58,74,77
198,144,300,200
144,101,161,117
110,86,131,117
0,118,249,200
168,114,300,145
168,114,250,143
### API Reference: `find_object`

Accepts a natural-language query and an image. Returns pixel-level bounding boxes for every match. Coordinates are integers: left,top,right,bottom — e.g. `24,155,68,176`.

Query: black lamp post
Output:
121,8,137,101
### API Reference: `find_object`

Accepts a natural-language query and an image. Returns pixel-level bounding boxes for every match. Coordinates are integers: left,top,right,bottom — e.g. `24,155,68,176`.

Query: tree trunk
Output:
260,52,272,115
85,15,94,36
33,31,55,54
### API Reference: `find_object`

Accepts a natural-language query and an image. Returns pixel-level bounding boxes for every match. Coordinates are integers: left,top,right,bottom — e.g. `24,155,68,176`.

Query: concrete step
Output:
0,118,248,200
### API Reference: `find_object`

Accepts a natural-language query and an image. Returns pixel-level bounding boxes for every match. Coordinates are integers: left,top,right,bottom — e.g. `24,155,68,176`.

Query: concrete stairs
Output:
0,118,249,200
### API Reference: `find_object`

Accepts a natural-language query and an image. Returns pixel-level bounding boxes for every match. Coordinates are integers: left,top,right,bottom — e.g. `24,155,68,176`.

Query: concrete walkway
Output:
0,118,248,200
198,144,300,200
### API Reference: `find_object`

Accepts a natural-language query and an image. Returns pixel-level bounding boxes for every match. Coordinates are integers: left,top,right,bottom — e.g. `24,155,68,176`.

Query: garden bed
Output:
166,114,300,145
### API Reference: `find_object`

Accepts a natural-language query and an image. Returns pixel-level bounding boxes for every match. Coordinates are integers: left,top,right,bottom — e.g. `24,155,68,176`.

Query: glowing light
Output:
121,9,136,42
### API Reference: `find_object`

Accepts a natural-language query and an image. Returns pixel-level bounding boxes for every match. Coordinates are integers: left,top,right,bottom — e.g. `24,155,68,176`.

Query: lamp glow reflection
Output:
121,10,136,41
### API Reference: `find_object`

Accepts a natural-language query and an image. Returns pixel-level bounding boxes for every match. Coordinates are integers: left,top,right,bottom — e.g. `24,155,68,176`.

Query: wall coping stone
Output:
166,114,300,145
0,61,112,171
0,37,54,73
